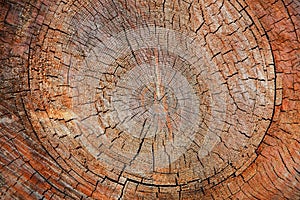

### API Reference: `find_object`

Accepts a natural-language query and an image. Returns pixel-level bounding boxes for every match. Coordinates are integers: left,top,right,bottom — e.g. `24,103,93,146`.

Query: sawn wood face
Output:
0,0,299,199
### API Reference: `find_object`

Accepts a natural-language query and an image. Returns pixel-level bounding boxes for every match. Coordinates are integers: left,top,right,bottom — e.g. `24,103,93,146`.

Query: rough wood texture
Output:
0,0,299,199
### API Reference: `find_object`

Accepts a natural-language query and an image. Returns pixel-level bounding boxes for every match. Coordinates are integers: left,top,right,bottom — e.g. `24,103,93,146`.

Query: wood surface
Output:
0,0,299,199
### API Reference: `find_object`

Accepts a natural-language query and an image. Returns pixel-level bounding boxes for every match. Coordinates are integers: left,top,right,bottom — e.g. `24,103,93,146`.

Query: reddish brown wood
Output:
0,0,299,199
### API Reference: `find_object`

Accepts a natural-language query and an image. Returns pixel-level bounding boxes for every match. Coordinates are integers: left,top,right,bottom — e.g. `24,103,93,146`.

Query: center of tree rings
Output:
113,63,199,139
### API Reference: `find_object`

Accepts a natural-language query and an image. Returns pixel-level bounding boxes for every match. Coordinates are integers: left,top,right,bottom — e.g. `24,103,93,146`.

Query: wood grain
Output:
0,0,299,199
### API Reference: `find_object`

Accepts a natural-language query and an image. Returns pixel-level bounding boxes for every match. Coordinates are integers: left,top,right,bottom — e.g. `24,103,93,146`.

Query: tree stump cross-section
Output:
0,0,299,199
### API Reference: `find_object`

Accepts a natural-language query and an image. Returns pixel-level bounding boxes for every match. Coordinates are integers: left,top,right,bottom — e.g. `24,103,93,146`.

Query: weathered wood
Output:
0,0,299,199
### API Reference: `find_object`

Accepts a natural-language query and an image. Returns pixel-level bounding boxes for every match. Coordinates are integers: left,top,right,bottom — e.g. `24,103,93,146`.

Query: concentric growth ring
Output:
68,26,230,182
23,0,276,192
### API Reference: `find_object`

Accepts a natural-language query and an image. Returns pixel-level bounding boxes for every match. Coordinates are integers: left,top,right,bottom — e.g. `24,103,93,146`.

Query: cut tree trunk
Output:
0,0,299,199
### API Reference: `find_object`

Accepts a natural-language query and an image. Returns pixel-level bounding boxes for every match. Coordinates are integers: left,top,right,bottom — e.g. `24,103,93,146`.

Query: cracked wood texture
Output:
0,0,299,199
